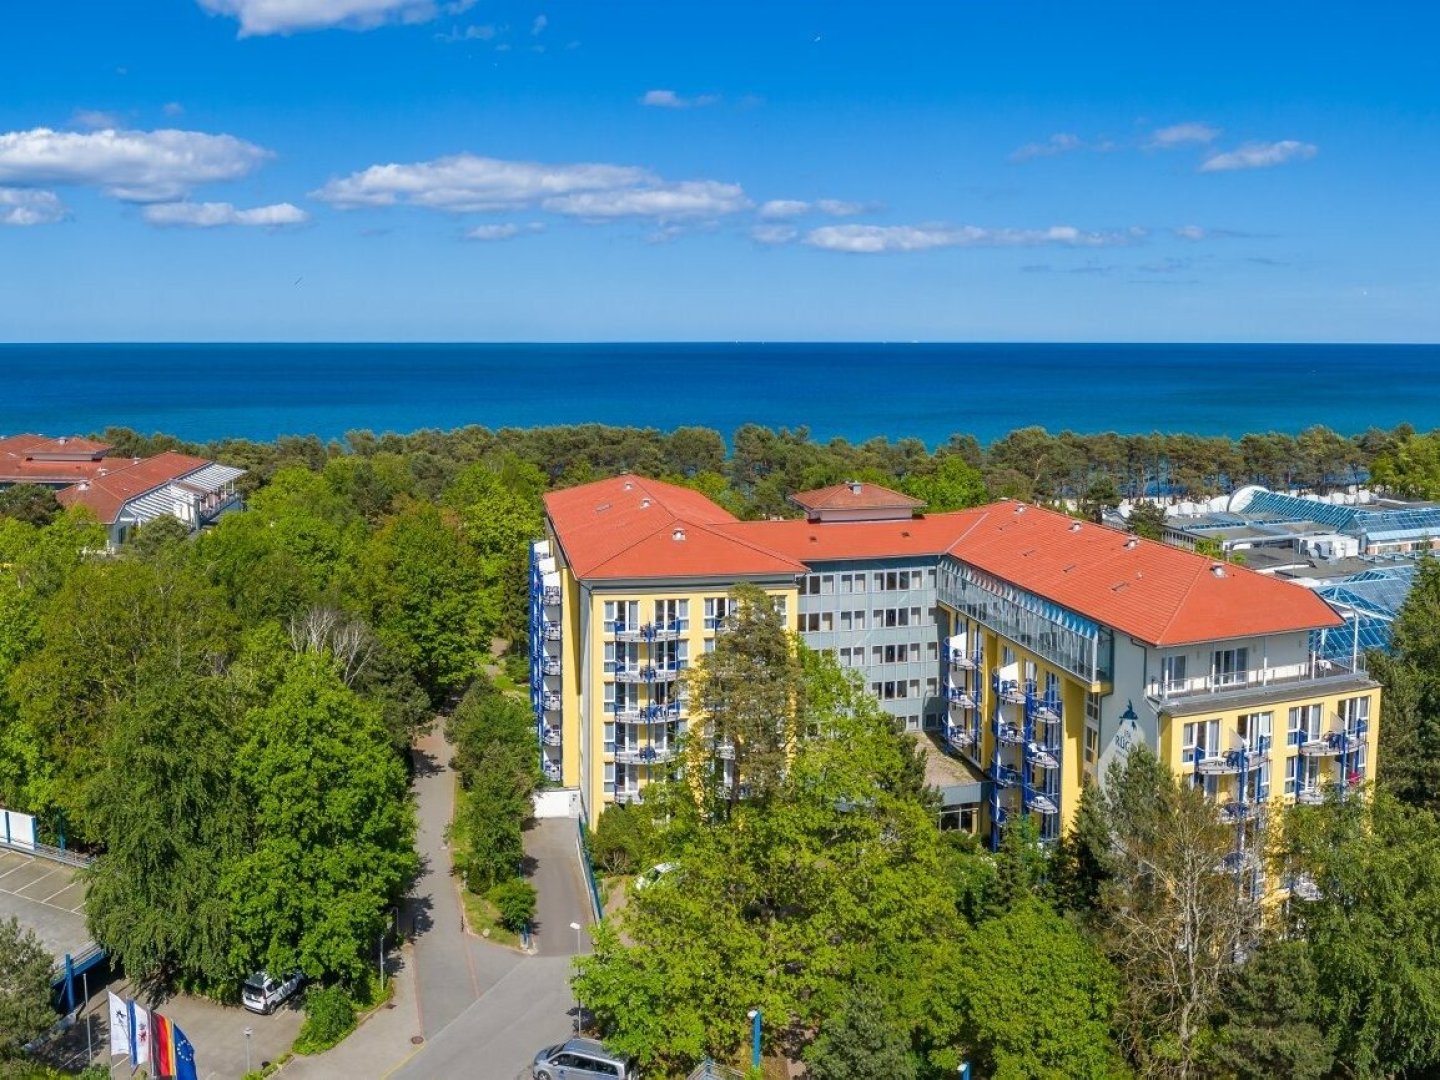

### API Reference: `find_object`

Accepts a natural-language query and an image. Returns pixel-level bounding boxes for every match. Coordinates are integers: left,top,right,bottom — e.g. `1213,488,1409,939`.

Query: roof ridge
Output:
575,511,684,576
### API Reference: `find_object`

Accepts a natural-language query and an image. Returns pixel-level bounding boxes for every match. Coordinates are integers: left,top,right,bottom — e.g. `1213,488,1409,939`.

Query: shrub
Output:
589,803,656,876
293,986,356,1055
488,879,538,932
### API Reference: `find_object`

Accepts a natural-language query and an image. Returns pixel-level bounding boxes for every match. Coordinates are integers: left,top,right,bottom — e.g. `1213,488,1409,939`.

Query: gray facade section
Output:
796,557,946,731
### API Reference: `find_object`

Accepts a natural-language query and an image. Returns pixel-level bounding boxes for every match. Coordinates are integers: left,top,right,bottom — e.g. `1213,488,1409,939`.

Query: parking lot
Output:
0,848,92,962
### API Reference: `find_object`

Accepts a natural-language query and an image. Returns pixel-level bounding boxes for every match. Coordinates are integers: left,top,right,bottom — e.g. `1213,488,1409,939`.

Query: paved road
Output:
391,814,594,1080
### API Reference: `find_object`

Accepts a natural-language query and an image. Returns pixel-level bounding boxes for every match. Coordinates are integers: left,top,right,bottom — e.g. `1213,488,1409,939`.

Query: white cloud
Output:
1148,122,1220,148
436,22,493,41
545,180,748,220
1009,133,1083,163
751,224,797,245
1175,224,1207,241
0,188,66,226
531,13,546,34
464,221,544,240
758,198,865,219
315,153,750,222
802,222,1137,254
162,102,186,117
72,110,122,130
142,201,309,227
196,0,457,35
1201,140,1318,172
758,199,810,219
640,89,720,109
0,127,270,201
314,154,649,211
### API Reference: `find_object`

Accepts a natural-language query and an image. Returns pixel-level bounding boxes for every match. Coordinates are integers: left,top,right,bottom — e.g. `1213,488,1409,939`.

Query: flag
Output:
152,1012,177,1079
107,991,129,1057
130,1000,151,1067
174,1020,198,1080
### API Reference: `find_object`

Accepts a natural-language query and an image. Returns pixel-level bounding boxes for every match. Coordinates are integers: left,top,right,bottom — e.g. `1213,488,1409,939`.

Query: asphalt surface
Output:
0,849,91,961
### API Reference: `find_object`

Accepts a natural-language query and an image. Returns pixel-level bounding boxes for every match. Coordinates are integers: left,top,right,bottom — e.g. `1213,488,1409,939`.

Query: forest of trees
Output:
5,416,1440,1073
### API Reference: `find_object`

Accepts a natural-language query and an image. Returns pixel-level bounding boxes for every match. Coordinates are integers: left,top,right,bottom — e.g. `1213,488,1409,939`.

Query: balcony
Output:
943,724,974,752
1285,873,1322,902
541,725,562,746
542,692,561,711
543,585,562,605
542,759,563,782
1299,734,1342,758
614,663,684,684
1149,658,1372,714
1217,849,1257,874
543,624,561,642
614,745,677,765
947,648,981,671
714,741,736,760
1025,743,1059,770
542,658,562,677
997,680,1027,706
1024,791,1059,815
944,685,978,709
1218,800,1252,825
1195,750,1243,776
996,722,1025,747
993,763,1021,788
613,789,643,805
1295,785,1325,806
1030,699,1062,725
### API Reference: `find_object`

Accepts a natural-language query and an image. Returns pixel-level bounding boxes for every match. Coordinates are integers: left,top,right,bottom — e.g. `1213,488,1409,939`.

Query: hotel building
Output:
531,475,1379,857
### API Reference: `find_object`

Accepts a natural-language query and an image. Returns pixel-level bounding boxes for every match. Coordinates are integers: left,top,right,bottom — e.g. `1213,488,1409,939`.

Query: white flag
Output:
131,1001,151,1067
108,991,129,1057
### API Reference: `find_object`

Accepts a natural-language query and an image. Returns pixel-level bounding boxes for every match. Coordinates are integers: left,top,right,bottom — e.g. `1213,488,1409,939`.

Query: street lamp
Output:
747,1008,761,1071
244,1026,253,1074
569,921,584,1034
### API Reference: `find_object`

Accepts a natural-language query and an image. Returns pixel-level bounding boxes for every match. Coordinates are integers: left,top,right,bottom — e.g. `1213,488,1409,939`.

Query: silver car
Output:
532,1037,633,1079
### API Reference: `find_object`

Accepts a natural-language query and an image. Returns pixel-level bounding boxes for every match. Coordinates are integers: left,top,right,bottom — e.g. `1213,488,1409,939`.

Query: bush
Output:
488,879,538,932
293,986,356,1055
589,803,656,876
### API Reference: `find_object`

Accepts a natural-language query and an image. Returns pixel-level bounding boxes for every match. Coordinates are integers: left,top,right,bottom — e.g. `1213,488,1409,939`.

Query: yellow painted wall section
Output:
577,583,798,820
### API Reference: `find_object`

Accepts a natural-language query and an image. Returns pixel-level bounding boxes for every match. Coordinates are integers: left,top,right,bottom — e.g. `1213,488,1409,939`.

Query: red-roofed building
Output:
532,475,1379,858
0,434,245,549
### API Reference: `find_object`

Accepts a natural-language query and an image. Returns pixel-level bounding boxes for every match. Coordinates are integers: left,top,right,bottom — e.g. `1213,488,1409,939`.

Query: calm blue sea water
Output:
2,343,1436,447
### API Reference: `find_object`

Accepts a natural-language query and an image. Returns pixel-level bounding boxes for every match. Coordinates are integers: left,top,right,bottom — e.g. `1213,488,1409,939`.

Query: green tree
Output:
576,652,965,1075
1204,937,1334,1080
1370,430,1440,499
84,673,243,983
224,655,417,984
957,900,1125,1079
685,584,805,817
0,915,54,1060
1080,476,1121,524
588,803,658,877
902,455,988,513
0,484,60,527
123,515,193,564
1125,501,1167,541
358,502,484,704
804,988,917,1080
1283,791,1440,1076
1374,552,1440,811
1086,746,1251,1079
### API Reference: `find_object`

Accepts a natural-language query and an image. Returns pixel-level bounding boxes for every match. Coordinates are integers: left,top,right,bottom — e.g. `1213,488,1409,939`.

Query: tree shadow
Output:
410,746,442,779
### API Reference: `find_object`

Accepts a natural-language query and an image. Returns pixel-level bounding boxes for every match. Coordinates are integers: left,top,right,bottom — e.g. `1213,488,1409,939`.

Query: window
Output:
926,677,938,696
911,607,922,625
1253,761,1271,801
927,568,937,587
1084,726,1099,765
603,723,615,753
1024,659,1037,682
1182,718,1220,763
820,574,834,594
853,610,866,629
1212,647,1248,687
908,679,920,698
840,610,852,631
655,598,688,630
1339,695,1371,730
603,600,639,632
603,682,616,713
1044,671,1059,699
873,572,885,590
927,641,938,661
799,574,820,595
1003,645,1015,666
1288,704,1322,744
840,573,853,592
772,595,788,621
1161,654,1187,692
1238,711,1273,749
1287,754,1320,795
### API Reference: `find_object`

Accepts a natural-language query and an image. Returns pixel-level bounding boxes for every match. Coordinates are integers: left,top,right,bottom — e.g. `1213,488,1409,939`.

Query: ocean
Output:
2,342,1436,447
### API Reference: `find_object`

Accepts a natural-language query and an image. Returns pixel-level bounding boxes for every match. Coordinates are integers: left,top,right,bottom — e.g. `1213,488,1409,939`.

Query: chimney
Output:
1069,521,1082,532
1210,564,1226,578
672,527,686,541
1125,536,1138,549
848,481,863,495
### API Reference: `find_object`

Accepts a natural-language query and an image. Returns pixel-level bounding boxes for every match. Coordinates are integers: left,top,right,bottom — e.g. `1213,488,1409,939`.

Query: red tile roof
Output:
790,482,923,513
543,475,806,580
55,451,212,524
943,503,1343,646
0,434,116,485
544,477,1343,645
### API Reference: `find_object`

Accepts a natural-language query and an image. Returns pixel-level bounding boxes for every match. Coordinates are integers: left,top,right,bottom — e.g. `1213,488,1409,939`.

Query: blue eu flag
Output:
173,1022,199,1080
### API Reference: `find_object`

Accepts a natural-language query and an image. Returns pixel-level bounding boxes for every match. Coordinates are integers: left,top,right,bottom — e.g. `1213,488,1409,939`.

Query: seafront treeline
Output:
94,419,1434,520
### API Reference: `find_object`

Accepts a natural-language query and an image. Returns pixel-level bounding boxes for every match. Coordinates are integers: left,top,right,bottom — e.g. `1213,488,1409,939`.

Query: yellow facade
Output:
556,574,797,817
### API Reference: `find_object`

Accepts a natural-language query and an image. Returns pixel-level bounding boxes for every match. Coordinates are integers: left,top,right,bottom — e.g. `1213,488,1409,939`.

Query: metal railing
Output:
0,837,94,870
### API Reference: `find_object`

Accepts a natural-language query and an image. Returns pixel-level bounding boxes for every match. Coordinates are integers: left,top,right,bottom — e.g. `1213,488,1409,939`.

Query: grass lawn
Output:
460,889,524,949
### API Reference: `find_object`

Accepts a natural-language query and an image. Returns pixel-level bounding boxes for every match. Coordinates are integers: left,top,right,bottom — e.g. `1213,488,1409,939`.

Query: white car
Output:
241,970,304,1014
633,862,676,891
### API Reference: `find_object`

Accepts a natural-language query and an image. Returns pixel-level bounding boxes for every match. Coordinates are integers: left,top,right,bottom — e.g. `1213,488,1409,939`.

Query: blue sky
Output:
2,1,1436,342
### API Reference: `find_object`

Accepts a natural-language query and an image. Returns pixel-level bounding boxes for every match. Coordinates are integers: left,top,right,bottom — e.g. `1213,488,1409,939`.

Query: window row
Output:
798,569,937,596
602,594,788,633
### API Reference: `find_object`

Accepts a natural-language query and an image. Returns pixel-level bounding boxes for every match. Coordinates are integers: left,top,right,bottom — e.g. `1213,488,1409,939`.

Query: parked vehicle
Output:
532,1037,633,1079
632,862,676,891
241,969,304,1014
